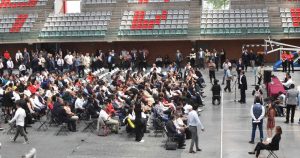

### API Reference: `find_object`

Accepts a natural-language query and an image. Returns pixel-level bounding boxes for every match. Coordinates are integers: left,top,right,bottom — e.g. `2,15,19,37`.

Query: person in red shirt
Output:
105,99,116,117
281,51,287,72
286,51,294,73
3,50,11,60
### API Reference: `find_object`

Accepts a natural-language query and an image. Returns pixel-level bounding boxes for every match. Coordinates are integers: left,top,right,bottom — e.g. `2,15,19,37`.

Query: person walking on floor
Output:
222,59,231,85
238,70,247,104
249,97,265,144
9,101,29,144
285,84,299,124
208,59,216,83
187,105,205,153
211,79,221,105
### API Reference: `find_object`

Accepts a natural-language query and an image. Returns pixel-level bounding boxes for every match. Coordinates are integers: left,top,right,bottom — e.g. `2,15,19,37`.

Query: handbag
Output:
165,139,177,150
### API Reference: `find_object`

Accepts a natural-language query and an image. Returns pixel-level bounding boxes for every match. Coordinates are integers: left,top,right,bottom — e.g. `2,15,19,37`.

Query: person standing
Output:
15,50,23,67
0,58,4,76
281,51,287,72
285,84,299,124
107,51,115,72
197,48,205,69
134,104,145,143
256,64,264,85
189,48,196,68
208,59,216,83
249,49,256,71
249,97,265,144
220,49,226,69
286,51,294,73
9,101,29,144
212,49,219,71
266,103,276,142
236,58,244,78
238,70,247,104
242,49,250,72
175,50,183,72
187,105,204,153
224,66,232,93
56,55,64,73
222,59,231,85
6,57,14,75
64,52,74,71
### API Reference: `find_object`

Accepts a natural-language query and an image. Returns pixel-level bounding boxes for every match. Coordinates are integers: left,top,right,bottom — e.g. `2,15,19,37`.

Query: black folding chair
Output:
153,117,165,137
267,150,279,158
56,123,69,136
82,118,97,132
36,114,49,131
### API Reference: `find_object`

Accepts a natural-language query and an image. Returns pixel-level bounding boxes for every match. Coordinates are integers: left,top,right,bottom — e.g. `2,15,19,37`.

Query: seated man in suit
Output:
166,115,186,149
248,126,282,158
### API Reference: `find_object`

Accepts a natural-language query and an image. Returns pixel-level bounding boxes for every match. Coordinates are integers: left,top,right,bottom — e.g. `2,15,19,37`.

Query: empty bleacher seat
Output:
0,0,48,8
118,9,189,36
280,8,300,33
82,0,117,4
200,8,270,35
128,0,190,3
39,12,111,38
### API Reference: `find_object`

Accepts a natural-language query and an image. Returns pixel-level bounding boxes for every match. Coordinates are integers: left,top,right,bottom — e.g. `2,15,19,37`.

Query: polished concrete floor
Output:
0,67,299,158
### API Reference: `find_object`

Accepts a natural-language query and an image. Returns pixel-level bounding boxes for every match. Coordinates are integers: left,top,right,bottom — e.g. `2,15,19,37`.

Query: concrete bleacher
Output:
82,0,116,4
0,13,38,33
128,0,190,3
39,11,112,37
280,8,300,33
200,8,270,35
118,9,189,36
0,0,48,8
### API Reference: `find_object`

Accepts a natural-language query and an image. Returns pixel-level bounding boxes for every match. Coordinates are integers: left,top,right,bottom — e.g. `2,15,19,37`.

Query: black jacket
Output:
268,134,281,150
239,75,247,90
166,120,177,135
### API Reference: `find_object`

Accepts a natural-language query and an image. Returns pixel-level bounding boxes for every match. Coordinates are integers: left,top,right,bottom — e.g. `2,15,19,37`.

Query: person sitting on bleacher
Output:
166,115,186,149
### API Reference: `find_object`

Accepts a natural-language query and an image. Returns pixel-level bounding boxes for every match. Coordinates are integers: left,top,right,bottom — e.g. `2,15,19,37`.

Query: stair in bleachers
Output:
188,0,201,37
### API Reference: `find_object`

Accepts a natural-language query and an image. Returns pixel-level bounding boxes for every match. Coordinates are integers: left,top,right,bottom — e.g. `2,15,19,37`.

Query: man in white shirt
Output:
187,105,204,153
150,64,161,74
15,50,23,66
64,52,74,70
222,59,232,84
74,94,86,114
282,75,294,90
97,108,119,134
249,97,265,144
57,56,64,73
6,58,14,75
9,101,29,144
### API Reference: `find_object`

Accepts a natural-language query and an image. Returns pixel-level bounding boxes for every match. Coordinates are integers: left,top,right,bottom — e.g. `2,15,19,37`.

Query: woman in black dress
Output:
134,103,145,142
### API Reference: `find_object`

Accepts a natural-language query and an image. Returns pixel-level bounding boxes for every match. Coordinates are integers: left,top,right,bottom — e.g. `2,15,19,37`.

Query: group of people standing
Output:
281,51,295,73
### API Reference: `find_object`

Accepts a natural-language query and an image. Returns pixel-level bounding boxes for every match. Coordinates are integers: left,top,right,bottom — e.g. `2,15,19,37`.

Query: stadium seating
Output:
0,13,37,33
82,0,116,4
0,0,48,8
39,12,112,38
128,0,190,3
280,8,300,33
200,9,270,35
118,10,189,36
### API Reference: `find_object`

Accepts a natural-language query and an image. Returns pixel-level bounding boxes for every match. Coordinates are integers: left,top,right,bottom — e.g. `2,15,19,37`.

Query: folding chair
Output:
56,123,69,136
153,117,165,137
36,114,49,131
97,117,111,136
82,118,97,132
267,150,279,158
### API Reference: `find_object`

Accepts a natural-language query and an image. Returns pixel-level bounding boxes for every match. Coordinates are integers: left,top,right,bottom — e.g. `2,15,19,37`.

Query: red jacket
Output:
4,51,11,60
105,103,115,116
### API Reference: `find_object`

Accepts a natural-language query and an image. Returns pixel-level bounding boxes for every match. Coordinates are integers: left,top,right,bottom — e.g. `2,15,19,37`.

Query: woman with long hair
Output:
266,103,276,142
249,126,282,158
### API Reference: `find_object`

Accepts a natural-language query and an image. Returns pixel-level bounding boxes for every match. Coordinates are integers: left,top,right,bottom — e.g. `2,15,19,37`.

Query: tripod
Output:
232,75,238,102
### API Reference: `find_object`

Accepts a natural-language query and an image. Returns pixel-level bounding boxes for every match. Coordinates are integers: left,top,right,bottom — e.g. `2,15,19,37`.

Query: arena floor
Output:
0,67,299,158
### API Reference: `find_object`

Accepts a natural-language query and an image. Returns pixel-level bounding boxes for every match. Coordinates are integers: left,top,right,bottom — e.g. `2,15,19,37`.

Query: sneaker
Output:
10,137,15,142
23,141,29,144
248,141,254,144
198,109,203,112
139,140,145,143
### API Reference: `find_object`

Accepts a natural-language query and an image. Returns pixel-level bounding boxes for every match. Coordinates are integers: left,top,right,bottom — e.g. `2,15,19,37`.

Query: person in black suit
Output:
166,115,185,149
107,51,115,72
249,126,282,158
238,70,247,104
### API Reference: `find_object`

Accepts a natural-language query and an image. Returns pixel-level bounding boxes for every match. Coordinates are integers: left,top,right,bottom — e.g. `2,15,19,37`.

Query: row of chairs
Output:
82,0,117,4
42,25,108,32
39,30,107,37
202,8,268,14
48,11,112,18
123,10,189,16
118,29,187,36
200,28,270,35
44,20,110,27
201,23,269,29
201,18,269,24
202,13,268,19
128,0,190,3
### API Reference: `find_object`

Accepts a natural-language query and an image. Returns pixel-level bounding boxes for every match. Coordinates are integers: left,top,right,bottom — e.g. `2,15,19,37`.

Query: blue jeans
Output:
251,121,264,142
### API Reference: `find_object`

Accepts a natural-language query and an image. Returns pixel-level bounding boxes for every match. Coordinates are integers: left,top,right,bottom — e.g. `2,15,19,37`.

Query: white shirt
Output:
282,78,294,88
64,55,74,65
7,60,14,69
19,64,26,71
99,109,109,121
9,107,26,126
57,58,64,66
75,98,85,110
188,110,204,129
15,52,23,61
250,104,265,122
150,67,161,73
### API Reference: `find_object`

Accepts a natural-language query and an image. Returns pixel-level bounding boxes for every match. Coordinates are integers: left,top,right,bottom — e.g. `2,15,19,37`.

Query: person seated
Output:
166,115,186,149
29,93,47,115
211,79,221,105
274,91,286,117
97,107,119,134
282,74,294,90
150,64,161,74
74,93,86,116
248,126,282,158
174,113,191,139
56,99,77,132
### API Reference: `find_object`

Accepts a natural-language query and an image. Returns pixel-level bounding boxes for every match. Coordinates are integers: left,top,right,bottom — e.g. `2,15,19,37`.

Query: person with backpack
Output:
252,85,263,104
211,79,221,105
249,97,265,144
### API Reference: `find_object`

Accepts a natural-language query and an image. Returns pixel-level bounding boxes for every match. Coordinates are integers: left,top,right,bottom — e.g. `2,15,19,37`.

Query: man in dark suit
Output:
239,70,247,104
107,51,115,72
166,115,185,149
